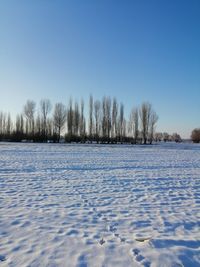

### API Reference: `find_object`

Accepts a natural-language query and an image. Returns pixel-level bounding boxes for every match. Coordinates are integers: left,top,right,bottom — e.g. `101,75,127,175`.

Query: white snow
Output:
0,142,200,267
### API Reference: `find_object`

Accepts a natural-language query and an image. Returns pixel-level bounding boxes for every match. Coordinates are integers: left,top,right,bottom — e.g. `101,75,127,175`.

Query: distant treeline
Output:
191,128,200,143
0,96,181,144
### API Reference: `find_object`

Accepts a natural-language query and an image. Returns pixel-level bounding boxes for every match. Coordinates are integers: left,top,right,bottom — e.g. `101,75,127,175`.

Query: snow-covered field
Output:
0,142,200,267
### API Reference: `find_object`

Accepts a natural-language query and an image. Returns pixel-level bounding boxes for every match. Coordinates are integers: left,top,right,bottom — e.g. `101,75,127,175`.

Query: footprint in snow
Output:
109,223,126,243
113,232,126,243
99,238,106,245
99,220,126,245
132,248,151,267
0,255,6,262
77,253,88,267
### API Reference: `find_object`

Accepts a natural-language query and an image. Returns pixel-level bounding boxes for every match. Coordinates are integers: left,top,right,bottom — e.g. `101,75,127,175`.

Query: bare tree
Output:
46,118,53,140
149,110,158,144
67,98,73,138
3,113,6,135
122,118,127,140
155,132,163,142
12,114,22,141
94,100,101,142
163,132,169,142
172,133,182,143
119,103,124,142
102,96,107,140
40,99,52,141
105,97,111,141
139,102,152,144
20,114,24,135
23,100,36,136
35,114,41,136
191,128,200,143
15,114,21,134
53,102,67,142
6,113,12,136
0,112,12,139
73,101,80,136
129,107,139,144
89,95,93,139
0,112,4,136
80,99,86,141
101,96,111,142
111,98,118,139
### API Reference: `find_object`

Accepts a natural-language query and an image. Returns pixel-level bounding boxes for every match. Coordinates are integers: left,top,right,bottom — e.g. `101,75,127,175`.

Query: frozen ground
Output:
0,142,200,267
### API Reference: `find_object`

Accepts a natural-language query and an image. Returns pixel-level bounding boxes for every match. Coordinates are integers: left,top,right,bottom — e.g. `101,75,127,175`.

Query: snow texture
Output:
0,142,200,267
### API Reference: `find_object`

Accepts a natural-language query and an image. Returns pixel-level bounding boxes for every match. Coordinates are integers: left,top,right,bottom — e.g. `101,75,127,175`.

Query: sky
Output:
0,0,200,138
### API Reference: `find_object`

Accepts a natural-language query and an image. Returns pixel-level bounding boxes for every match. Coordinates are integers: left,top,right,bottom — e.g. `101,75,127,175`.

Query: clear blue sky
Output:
1,0,200,138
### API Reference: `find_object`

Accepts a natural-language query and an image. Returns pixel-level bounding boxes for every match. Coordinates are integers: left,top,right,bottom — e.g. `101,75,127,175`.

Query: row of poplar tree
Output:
0,95,159,144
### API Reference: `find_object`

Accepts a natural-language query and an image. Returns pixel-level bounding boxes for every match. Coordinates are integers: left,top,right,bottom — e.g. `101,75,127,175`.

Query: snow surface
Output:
0,142,200,267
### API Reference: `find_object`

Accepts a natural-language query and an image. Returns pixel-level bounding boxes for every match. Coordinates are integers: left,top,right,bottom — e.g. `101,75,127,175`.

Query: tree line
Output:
0,95,180,144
